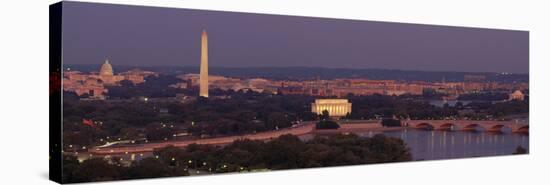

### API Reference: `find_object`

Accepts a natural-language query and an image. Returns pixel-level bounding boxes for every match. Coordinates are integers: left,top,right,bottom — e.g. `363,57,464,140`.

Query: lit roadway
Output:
90,122,316,155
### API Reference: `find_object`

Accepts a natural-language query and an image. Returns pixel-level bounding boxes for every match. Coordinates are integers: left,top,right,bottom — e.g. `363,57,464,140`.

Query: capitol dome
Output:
99,59,114,76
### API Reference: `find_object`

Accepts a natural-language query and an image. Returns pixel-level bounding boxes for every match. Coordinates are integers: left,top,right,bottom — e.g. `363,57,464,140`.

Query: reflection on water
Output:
300,129,528,160
361,129,528,160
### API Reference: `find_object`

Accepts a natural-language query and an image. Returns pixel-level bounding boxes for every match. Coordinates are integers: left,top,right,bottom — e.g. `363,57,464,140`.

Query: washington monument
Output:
199,29,209,98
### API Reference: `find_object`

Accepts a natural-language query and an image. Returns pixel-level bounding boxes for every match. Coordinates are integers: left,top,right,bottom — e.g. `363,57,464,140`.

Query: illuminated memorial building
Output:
63,60,157,99
508,90,525,101
311,99,352,117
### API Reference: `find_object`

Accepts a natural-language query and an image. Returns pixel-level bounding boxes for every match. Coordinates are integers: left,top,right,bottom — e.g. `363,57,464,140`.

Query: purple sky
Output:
62,2,529,74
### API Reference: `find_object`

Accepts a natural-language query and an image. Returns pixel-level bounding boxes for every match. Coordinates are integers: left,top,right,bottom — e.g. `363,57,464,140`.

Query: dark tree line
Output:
457,92,509,101
345,94,458,120
465,100,529,118
107,75,184,99
345,94,528,120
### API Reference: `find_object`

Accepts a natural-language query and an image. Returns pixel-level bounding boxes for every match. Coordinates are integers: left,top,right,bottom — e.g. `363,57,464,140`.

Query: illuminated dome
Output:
509,90,525,101
511,90,523,96
99,59,114,76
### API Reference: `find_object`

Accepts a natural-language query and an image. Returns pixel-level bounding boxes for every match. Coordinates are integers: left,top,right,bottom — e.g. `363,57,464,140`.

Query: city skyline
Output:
51,2,529,183
62,2,528,74
65,63,530,75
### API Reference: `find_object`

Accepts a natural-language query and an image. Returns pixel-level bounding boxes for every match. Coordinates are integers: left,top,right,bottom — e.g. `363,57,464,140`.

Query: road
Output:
90,122,315,155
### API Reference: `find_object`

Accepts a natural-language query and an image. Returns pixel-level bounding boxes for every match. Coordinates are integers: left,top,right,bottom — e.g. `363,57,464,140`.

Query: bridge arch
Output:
462,123,481,131
415,123,434,130
436,123,456,131
513,125,529,133
486,124,511,132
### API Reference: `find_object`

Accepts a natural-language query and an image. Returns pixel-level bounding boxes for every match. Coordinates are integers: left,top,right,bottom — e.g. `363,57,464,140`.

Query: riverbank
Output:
313,122,404,134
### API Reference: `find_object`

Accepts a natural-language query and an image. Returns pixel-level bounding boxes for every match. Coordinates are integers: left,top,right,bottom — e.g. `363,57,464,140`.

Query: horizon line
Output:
64,63,529,75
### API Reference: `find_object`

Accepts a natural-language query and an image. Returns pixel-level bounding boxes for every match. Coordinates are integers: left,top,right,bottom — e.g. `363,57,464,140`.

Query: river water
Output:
355,129,529,160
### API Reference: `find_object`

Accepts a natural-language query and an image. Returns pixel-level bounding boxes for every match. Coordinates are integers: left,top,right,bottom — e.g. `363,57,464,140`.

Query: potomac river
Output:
357,129,526,160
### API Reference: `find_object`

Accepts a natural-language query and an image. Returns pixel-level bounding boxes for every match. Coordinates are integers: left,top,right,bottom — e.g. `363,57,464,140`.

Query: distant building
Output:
98,60,124,85
509,90,525,101
119,69,156,84
464,75,486,82
63,60,156,99
311,99,352,117
278,84,304,95
99,60,114,76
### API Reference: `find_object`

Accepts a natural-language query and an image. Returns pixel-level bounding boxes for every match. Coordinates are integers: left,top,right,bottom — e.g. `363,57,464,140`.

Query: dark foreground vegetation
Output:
62,134,411,183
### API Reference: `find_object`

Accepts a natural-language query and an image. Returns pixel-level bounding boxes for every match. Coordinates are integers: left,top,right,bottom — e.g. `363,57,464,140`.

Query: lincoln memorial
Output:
311,99,352,117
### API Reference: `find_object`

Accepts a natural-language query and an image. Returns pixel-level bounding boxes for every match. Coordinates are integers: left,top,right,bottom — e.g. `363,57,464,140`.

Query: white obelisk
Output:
199,29,209,98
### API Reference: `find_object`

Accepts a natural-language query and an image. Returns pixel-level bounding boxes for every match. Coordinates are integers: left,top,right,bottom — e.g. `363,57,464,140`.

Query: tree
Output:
363,134,412,163
126,158,181,179
455,101,464,109
145,123,174,141
71,158,121,182
262,134,306,169
513,146,527,154
153,145,188,166
61,155,80,183
316,120,340,129
119,127,140,140
381,119,401,127
119,79,134,87
320,110,330,120
266,112,291,129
